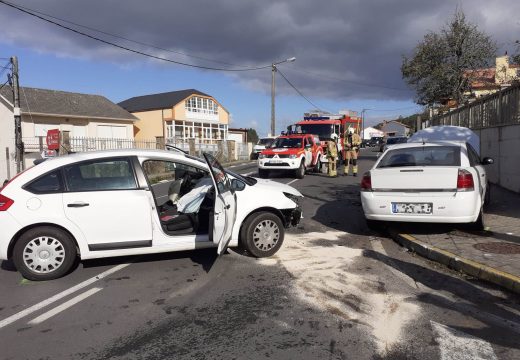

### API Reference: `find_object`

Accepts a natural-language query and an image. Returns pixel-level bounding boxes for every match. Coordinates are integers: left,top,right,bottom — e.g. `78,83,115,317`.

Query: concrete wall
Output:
478,124,520,193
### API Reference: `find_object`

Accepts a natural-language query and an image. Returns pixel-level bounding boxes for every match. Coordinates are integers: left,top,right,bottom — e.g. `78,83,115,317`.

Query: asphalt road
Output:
0,149,518,359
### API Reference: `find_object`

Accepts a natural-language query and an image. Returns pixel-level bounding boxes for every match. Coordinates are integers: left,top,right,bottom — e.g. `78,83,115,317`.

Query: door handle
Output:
67,202,90,208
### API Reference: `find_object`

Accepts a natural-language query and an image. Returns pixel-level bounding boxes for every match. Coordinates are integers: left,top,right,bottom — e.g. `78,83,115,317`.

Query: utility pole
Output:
271,64,276,137
10,56,23,172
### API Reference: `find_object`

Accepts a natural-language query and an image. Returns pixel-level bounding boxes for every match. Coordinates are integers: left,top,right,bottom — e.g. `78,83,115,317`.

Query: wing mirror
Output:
481,157,494,165
231,178,245,191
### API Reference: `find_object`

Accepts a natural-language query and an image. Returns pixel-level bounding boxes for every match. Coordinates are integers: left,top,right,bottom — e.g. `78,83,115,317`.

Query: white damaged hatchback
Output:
361,126,493,230
0,149,302,280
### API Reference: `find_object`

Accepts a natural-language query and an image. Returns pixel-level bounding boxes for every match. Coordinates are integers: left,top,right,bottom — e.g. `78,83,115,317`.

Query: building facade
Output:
465,54,520,99
381,120,410,137
0,86,136,180
119,89,230,144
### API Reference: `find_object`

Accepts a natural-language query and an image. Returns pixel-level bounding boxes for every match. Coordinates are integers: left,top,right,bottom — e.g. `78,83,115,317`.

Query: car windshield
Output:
298,124,334,140
271,137,303,148
378,146,461,168
386,137,408,145
258,138,273,146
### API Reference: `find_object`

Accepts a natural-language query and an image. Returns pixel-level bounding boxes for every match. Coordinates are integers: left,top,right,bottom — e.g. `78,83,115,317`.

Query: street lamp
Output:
271,57,296,136
361,108,371,141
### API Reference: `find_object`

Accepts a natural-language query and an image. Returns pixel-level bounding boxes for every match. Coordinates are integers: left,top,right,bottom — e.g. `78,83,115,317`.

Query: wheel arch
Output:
8,223,81,260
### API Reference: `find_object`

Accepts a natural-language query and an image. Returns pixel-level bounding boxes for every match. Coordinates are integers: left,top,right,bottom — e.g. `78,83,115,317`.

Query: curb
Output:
389,230,520,294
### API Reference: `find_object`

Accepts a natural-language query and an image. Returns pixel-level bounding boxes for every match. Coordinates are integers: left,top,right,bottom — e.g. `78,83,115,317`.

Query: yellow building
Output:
118,89,230,144
465,54,520,99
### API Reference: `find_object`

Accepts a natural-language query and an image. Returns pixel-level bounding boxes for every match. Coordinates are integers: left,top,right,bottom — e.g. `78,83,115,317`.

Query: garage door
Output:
97,125,127,139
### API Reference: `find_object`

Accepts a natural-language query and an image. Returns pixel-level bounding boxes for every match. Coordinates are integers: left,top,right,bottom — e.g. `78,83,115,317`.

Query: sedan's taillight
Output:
360,172,372,191
0,194,14,211
457,169,474,191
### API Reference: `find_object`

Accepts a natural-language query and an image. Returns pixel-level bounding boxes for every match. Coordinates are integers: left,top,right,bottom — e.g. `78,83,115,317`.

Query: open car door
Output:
203,153,237,255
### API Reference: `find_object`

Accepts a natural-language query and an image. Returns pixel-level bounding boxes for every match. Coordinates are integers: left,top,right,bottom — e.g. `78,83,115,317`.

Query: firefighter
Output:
343,126,361,176
326,134,338,177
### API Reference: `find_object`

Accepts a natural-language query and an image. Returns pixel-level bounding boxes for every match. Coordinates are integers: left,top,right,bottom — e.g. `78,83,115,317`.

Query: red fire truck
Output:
287,111,361,168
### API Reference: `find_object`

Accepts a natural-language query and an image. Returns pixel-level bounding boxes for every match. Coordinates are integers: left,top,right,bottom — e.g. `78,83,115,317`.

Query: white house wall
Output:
0,102,16,181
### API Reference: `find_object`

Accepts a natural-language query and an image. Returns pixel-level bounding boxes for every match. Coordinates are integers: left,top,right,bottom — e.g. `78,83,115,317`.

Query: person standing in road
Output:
343,126,361,176
326,134,338,177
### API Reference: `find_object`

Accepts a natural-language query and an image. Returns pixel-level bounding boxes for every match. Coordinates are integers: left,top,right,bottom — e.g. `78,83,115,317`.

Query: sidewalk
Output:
389,184,520,294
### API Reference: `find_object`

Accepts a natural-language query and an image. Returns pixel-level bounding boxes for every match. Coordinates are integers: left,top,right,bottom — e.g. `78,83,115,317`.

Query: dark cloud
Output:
0,0,518,101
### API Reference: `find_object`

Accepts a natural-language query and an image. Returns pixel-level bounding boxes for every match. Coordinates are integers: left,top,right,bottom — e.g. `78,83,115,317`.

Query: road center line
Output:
0,263,130,329
28,287,103,325
286,179,299,185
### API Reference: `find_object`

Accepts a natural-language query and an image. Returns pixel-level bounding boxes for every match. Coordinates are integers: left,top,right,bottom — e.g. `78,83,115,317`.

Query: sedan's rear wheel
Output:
13,226,77,281
468,208,485,231
240,212,285,258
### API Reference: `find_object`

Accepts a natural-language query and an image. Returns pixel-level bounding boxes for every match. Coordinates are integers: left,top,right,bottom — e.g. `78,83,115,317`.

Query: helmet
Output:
348,127,355,134
331,133,338,140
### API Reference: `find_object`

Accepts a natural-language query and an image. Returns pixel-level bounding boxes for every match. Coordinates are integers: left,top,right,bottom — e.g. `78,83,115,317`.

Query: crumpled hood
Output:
252,178,303,197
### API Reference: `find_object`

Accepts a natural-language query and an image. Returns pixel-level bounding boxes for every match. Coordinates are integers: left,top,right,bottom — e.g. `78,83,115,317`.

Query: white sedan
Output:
360,140,493,229
0,149,302,280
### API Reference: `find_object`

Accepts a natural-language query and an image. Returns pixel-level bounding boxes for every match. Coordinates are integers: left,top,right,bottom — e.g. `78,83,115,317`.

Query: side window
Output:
25,170,63,194
142,160,208,185
64,158,136,192
466,143,481,166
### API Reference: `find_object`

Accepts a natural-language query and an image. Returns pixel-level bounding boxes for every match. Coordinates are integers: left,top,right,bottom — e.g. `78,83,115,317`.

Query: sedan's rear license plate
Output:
392,202,433,214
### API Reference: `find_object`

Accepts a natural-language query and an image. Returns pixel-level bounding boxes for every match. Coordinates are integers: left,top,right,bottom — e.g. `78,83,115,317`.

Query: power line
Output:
0,79,9,92
3,0,242,67
285,67,411,92
276,68,328,112
0,0,272,72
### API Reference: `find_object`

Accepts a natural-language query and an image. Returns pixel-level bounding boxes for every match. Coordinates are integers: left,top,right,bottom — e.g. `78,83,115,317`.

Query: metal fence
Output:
21,136,250,163
430,83,520,129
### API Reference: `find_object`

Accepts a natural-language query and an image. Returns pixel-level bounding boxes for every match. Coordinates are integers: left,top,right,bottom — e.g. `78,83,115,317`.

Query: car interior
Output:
143,161,215,237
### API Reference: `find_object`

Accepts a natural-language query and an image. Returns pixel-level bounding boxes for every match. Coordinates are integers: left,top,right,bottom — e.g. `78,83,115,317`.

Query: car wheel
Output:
13,226,77,281
295,161,305,179
240,212,285,258
258,168,269,178
313,157,321,173
468,208,485,231
484,182,491,208
366,219,384,232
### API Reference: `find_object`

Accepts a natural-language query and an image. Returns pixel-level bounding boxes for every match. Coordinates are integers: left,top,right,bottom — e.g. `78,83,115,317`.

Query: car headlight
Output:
283,192,302,205
258,154,266,159
289,154,297,159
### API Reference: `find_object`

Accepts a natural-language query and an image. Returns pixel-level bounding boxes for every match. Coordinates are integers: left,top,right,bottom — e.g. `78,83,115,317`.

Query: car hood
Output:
252,178,303,197
262,148,302,155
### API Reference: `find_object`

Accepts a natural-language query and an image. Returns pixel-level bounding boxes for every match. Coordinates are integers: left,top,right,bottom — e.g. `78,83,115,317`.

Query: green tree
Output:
402,10,497,106
247,128,259,144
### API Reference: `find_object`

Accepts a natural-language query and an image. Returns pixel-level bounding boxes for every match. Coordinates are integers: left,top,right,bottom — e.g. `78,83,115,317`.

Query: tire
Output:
366,219,384,232
468,208,485,231
313,156,322,173
258,168,269,178
484,182,491,208
13,226,77,281
240,212,285,258
295,161,305,179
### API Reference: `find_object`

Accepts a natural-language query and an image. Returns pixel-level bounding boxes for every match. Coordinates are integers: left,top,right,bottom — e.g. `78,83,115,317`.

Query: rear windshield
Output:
377,146,461,168
271,137,303,149
386,137,408,145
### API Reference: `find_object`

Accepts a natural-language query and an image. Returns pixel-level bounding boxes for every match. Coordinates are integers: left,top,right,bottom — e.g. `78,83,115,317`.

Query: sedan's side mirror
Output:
481,157,494,165
231,178,245,191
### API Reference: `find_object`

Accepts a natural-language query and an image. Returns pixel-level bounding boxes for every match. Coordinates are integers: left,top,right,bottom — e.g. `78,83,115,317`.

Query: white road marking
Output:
242,171,256,176
286,179,299,185
0,263,130,329
431,321,498,360
28,287,103,325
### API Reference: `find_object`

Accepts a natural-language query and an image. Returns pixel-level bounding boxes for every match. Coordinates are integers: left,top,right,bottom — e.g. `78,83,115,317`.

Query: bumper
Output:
360,191,480,223
0,212,22,260
258,159,301,170
281,207,302,227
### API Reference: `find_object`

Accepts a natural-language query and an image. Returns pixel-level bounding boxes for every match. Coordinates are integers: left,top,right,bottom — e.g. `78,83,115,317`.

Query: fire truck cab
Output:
289,111,362,169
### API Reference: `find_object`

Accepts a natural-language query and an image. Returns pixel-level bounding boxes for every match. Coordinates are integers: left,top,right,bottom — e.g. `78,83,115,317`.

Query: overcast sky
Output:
1,0,519,135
